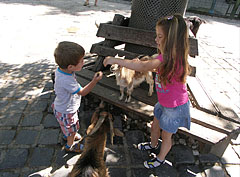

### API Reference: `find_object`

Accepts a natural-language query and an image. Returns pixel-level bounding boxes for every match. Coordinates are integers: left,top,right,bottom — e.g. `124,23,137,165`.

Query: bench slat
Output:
96,23,198,57
178,123,227,145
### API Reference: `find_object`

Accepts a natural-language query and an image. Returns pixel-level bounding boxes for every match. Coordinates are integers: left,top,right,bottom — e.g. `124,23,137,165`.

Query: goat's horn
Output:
108,113,114,145
88,112,107,136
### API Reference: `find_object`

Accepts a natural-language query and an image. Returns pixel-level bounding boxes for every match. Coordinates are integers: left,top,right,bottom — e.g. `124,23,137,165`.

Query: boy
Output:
52,41,103,153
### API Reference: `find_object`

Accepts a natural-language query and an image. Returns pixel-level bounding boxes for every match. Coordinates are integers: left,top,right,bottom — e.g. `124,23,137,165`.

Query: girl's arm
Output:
103,57,161,72
77,72,103,96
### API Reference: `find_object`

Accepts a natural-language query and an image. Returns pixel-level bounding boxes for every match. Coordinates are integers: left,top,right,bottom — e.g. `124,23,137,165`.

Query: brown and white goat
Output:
69,104,124,177
110,55,154,102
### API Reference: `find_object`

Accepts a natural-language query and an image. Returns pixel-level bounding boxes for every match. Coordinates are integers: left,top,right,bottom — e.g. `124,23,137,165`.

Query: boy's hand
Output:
103,56,113,67
93,71,103,81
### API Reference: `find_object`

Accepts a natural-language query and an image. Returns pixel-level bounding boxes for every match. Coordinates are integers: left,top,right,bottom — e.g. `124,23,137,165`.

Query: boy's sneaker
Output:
137,142,158,151
144,157,165,169
63,133,82,141
64,143,84,153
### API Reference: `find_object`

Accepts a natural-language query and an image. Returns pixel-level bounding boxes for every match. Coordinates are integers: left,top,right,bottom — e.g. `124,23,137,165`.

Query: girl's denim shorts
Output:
154,101,191,133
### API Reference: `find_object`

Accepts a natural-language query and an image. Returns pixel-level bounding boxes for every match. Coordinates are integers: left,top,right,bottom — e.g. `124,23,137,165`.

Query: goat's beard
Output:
84,166,99,177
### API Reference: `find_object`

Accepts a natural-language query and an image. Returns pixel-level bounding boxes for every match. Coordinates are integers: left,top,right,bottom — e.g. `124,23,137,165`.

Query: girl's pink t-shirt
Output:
155,55,189,108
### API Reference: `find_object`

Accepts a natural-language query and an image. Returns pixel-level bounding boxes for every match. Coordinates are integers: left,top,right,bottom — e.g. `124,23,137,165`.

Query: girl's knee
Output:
161,130,172,140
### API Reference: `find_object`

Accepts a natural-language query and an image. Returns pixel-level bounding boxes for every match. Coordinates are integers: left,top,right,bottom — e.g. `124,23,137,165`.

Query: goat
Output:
110,55,154,102
184,16,206,37
69,102,124,177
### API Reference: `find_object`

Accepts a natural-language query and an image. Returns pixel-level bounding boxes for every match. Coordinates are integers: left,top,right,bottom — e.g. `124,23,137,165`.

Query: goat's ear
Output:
113,128,124,137
90,111,99,123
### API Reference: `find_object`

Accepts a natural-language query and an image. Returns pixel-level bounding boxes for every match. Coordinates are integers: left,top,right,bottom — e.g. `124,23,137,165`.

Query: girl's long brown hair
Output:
156,14,190,86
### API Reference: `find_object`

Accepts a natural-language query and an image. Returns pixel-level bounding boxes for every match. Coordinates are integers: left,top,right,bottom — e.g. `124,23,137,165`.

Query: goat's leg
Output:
119,86,124,100
146,73,154,96
126,83,133,102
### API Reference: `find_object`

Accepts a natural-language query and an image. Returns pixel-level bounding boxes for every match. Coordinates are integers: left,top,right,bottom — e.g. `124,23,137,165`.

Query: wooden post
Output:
92,14,127,72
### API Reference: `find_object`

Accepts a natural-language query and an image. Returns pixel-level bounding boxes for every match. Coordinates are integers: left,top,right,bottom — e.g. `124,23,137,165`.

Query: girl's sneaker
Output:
63,133,82,141
64,143,84,153
137,142,158,151
144,157,165,169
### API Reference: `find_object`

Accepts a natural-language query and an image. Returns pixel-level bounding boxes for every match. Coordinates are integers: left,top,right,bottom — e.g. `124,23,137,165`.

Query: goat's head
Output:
86,102,124,144
110,64,120,73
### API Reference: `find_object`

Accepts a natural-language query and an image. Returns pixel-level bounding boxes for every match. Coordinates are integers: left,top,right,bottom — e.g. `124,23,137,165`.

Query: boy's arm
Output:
77,72,103,96
103,57,161,72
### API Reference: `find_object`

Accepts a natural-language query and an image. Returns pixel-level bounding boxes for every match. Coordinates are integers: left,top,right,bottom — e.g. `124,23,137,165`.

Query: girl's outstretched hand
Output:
103,56,113,67
93,71,103,81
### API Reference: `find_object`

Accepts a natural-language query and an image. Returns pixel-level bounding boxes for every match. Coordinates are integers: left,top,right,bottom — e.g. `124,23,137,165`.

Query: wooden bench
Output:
76,67,240,157
79,14,240,157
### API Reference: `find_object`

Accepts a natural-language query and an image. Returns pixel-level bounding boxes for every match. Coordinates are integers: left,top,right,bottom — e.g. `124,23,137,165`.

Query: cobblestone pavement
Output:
0,0,239,177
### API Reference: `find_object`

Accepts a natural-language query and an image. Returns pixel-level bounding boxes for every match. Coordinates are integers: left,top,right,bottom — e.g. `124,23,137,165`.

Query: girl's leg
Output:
157,130,173,161
150,117,161,147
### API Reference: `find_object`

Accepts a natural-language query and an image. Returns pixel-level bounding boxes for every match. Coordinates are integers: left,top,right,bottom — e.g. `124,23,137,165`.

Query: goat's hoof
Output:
125,98,131,103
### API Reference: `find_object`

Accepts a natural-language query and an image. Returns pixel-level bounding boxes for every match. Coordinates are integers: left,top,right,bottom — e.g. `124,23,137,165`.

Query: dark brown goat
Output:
69,105,124,177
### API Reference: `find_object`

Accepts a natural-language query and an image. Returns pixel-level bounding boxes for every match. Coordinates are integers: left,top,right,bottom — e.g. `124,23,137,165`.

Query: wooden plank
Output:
178,123,227,145
187,76,219,115
90,43,140,59
97,23,156,48
190,107,240,135
96,23,198,57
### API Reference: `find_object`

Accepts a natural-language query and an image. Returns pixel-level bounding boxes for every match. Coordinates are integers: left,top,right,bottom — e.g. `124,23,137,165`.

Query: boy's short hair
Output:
54,41,85,69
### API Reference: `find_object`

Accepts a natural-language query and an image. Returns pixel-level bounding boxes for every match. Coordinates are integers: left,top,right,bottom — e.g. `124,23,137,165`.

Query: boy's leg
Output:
67,132,76,147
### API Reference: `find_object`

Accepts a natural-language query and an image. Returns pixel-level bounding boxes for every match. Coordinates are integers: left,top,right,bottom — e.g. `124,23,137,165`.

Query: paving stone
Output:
0,113,22,127
108,168,127,177
38,129,59,144
54,148,70,167
5,100,28,113
0,100,8,112
204,165,226,177
15,130,38,145
199,153,220,165
224,164,240,177
0,172,19,177
128,147,150,165
43,114,59,128
169,144,195,166
125,130,145,147
28,100,48,112
154,162,178,177
131,167,155,177
21,112,43,126
29,147,54,167
0,149,28,169
177,164,203,177
0,130,16,145
221,144,240,165
105,146,126,166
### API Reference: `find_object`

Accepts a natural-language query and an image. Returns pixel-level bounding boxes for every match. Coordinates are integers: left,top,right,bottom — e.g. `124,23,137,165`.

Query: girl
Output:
103,14,191,168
